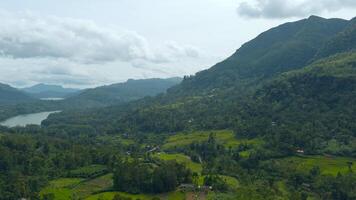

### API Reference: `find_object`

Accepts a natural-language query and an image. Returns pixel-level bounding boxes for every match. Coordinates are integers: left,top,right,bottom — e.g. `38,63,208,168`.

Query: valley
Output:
0,15,355,200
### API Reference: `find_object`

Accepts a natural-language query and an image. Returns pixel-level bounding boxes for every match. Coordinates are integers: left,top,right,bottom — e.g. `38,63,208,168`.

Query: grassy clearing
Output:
153,152,202,173
197,175,239,189
40,178,84,200
72,173,113,198
40,174,113,200
280,155,356,176
162,130,261,150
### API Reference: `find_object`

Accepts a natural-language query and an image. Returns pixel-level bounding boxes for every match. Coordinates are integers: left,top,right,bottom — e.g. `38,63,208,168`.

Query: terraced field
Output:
162,130,261,150
277,155,356,176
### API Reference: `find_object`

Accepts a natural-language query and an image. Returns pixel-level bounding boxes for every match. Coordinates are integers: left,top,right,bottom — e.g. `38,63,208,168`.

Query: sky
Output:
0,0,355,88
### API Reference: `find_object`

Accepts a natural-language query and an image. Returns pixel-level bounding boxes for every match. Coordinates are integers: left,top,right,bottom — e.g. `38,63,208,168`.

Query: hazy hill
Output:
22,83,80,99
0,83,34,105
64,77,183,107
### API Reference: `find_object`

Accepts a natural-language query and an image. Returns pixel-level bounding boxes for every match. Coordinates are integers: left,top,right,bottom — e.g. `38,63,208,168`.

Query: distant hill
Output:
64,77,183,107
21,84,80,99
0,83,34,105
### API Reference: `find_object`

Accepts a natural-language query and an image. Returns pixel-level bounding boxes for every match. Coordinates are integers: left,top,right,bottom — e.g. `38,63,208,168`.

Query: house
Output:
296,149,304,154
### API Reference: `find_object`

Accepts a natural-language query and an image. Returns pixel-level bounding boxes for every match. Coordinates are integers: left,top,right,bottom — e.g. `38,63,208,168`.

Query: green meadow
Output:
40,178,84,200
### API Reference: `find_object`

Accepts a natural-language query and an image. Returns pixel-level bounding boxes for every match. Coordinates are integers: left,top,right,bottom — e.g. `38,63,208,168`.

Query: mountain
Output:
21,83,80,99
171,16,350,96
0,83,34,105
43,16,356,155
64,77,183,107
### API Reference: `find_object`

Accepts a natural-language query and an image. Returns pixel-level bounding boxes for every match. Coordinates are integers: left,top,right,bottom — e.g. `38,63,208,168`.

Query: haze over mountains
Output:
21,84,81,99
64,77,183,107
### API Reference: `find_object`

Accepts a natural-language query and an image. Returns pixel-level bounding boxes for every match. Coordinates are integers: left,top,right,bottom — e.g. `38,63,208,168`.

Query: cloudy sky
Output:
0,0,355,88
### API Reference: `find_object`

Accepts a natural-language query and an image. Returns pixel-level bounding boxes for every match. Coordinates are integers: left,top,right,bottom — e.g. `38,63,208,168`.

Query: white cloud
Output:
0,11,209,88
237,0,356,19
0,11,201,64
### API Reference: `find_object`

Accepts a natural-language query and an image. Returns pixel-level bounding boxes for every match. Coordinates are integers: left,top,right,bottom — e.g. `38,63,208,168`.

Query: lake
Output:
40,98,64,101
0,111,61,127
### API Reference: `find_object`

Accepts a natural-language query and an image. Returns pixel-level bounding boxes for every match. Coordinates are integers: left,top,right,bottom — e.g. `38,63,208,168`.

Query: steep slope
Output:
64,77,182,107
0,83,34,105
171,16,350,96
315,17,356,59
22,84,80,99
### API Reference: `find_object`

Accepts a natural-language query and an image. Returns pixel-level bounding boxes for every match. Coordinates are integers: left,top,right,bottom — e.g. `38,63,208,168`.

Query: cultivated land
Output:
162,130,262,150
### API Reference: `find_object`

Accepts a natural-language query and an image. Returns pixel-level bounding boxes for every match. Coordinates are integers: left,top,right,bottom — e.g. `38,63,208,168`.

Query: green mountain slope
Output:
171,16,350,96
237,52,356,155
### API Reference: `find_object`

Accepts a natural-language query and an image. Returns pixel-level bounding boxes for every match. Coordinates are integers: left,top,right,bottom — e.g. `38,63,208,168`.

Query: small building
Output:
296,149,304,154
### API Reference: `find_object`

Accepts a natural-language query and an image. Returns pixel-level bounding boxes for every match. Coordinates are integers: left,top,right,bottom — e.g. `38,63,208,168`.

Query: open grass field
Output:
279,155,356,176
72,173,113,198
162,130,262,150
197,175,239,189
40,178,84,200
153,152,202,173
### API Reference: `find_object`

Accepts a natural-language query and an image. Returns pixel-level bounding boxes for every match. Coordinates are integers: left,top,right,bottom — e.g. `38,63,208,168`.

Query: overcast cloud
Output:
237,0,356,18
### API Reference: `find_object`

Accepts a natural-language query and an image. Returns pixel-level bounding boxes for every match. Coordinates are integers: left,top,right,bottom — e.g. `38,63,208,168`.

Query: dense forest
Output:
0,16,356,200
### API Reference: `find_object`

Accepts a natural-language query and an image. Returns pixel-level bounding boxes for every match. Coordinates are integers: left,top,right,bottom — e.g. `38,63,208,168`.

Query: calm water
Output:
40,98,64,101
0,111,61,127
